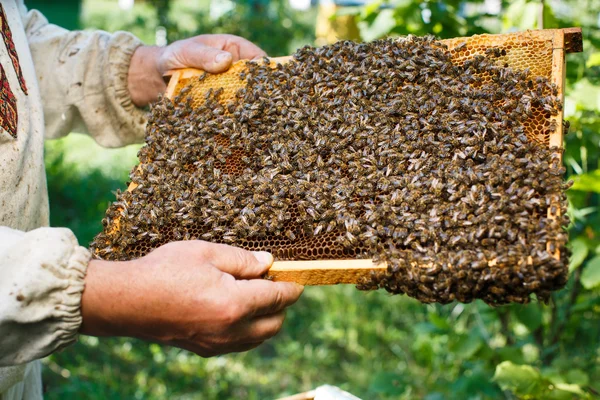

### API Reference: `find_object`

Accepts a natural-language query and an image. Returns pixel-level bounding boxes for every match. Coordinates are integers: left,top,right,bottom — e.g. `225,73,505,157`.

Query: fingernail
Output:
215,52,232,65
252,251,273,267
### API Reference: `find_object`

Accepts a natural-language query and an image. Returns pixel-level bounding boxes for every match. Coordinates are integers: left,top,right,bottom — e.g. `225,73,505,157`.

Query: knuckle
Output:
274,290,285,310
161,241,178,251
223,303,243,324
195,240,212,255
197,241,222,261
235,248,253,267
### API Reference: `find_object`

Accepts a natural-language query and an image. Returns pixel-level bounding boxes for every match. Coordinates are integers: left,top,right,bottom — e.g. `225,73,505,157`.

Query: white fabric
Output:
0,361,41,400
0,0,146,398
0,227,90,366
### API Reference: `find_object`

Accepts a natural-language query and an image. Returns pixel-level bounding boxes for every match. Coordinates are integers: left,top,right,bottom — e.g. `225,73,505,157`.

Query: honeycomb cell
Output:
91,33,570,305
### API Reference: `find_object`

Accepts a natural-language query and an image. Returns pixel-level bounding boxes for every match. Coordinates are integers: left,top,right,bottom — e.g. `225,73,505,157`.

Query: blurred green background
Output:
38,0,600,399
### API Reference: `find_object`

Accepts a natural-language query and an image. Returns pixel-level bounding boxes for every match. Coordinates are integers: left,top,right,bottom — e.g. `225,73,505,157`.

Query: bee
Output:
91,33,570,306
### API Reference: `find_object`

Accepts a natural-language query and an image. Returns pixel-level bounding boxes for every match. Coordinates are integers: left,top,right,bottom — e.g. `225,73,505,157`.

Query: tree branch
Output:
496,308,515,346
542,268,582,365
532,301,546,356
550,268,582,346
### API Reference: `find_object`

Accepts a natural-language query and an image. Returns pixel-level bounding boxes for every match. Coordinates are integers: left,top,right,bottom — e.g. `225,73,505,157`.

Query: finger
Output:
237,280,304,317
171,41,234,73
195,34,267,61
195,241,274,279
245,311,286,342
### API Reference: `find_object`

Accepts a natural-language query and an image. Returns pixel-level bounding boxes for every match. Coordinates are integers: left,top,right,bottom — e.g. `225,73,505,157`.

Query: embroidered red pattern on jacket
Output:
0,3,27,94
0,63,18,137
0,3,28,138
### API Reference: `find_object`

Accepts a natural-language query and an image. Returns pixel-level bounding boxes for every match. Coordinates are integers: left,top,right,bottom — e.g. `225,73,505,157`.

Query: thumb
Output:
198,242,273,279
165,41,233,74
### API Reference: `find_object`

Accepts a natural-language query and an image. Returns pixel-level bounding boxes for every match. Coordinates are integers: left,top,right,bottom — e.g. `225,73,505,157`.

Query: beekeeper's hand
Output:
79,241,303,357
127,34,267,107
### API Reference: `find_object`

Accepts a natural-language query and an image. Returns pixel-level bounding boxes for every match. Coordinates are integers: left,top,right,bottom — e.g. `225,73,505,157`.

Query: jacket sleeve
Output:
23,9,148,148
0,227,91,367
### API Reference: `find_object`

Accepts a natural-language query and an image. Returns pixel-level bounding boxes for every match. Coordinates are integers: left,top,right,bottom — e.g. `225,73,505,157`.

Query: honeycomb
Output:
91,29,582,304
170,30,564,145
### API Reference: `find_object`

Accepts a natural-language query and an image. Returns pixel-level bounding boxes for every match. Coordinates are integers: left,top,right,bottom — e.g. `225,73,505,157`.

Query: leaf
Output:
571,295,600,313
496,347,525,364
569,237,589,273
359,9,397,41
503,0,539,30
368,372,405,396
424,393,445,400
542,2,558,29
413,322,443,335
545,389,579,400
450,361,499,396
541,368,590,395
360,0,383,19
567,79,600,112
512,303,542,332
427,311,451,331
450,333,482,359
581,255,600,289
565,157,583,175
568,206,596,223
570,170,600,193
542,367,566,385
333,6,362,17
586,52,600,68
565,369,589,386
546,384,590,400
493,362,542,396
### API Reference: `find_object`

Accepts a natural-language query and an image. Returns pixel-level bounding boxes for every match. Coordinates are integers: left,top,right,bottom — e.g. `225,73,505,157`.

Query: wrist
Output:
80,258,139,337
127,45,167,107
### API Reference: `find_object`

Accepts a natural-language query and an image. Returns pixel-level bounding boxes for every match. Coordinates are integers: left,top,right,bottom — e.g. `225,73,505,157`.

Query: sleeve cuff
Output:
107,32,144,115
0,228,92,366
51,242,91,354
98,32,148,147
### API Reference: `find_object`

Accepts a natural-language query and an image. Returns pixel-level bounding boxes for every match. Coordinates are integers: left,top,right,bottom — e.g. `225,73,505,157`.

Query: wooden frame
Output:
138,29,583,285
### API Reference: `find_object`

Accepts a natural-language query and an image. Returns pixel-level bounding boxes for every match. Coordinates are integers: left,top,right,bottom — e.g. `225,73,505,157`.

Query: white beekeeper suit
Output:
0,1,147,398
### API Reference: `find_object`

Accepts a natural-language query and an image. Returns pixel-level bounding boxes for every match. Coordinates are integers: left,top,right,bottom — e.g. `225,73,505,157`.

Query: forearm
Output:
79,259,129,337
79,259,161,341
80,256,207,344
127,46,166,107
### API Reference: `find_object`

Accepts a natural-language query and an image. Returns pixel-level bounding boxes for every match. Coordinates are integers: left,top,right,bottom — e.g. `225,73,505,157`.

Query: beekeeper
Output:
0,2,304,398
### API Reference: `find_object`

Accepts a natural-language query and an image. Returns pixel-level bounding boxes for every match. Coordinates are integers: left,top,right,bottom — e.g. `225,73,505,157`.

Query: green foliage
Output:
493,361,592,399
81,0,315,56
493,362,543,397
45,135,139,246
165,0,317,57
28,0,82,30
41,0,600,399
350,0,493,41
581,255,600,289
81,0,158,44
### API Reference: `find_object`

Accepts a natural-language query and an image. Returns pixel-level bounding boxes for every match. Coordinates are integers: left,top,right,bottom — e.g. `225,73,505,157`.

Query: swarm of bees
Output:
91,35,571,305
